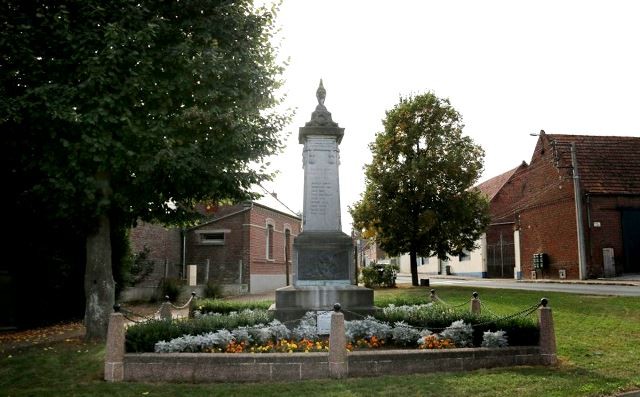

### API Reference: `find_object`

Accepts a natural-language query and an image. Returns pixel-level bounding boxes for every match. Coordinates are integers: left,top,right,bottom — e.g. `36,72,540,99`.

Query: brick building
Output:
400,132,640,280
128,199,302,296
511,132,640,279
185,201,301,294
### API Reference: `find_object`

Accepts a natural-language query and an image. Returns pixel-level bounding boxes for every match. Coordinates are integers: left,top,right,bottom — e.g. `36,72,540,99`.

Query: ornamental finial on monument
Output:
316,78,326,107
304,79,339,129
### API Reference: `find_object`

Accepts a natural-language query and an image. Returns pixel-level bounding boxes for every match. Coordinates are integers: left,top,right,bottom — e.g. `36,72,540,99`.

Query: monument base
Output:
293,231,356,285
273,285,377,323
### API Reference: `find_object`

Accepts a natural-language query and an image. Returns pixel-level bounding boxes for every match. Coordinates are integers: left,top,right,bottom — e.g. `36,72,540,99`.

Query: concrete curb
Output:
397,273,640,287
517,279,639,287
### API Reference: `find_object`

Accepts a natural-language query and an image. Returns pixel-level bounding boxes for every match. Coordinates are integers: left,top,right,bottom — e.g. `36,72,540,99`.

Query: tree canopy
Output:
350,92,490,286
2,0,288,338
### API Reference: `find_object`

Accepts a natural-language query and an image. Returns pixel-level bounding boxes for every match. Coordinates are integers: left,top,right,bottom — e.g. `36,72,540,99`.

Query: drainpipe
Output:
586,193,593,268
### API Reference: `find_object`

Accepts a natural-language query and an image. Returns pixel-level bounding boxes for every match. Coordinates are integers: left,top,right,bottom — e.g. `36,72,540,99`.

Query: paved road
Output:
395,275,640,296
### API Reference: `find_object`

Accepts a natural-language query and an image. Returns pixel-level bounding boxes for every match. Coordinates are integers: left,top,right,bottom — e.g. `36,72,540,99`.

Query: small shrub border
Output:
126,309,272,352
194,298,272,315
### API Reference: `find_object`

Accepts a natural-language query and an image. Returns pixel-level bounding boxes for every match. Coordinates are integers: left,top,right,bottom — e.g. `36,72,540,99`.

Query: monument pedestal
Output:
274,231,377,322
274,285,376,322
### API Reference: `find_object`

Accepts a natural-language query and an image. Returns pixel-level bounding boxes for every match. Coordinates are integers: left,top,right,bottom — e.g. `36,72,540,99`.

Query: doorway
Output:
621,209,640,273
486,232,515,278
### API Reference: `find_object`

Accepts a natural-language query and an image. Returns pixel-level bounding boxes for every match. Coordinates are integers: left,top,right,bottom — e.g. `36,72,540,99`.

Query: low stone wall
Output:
106,298,558,383
347,346,543,377
122,346,544,382
124,352,329,382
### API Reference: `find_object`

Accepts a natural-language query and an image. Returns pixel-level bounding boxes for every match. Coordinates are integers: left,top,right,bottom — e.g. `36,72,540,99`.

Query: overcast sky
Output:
259,0,640,234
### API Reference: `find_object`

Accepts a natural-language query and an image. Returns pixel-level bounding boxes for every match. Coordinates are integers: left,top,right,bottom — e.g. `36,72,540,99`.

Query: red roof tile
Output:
546,134,640,195
476,163,526,201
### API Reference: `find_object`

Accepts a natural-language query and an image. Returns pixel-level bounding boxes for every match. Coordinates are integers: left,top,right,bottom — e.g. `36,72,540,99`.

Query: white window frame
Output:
283,224,292,262
195,229,228,245
265,219,275,261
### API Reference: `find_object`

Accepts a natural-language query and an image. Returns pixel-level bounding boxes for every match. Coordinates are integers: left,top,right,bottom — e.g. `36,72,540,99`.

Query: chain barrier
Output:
341,308,368,320
339,297,543,334
118,306,159,324
479,300,499,318
470,302,541,328
434,295,469,309
117,292,196,324
170,293,196,310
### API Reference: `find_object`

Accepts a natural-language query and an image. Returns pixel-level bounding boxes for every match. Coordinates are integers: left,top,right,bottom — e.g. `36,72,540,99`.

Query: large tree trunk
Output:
410,250,419,286
84,214,115,340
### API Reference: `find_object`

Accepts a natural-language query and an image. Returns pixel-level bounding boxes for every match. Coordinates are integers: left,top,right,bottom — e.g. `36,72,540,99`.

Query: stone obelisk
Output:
274,80,375,321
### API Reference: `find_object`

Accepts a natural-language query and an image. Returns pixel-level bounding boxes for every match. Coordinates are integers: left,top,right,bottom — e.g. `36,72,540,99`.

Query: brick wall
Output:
586,195,640,276
129,221,182,281
519,198,579,279
511,138,579,279
247,204,301,290
185,205,249,285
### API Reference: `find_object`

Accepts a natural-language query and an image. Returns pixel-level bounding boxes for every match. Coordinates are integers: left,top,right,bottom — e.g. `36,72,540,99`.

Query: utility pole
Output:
571,142,588,280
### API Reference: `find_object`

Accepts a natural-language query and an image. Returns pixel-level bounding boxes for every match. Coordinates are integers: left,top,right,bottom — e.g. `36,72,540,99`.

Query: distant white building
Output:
397,233,488,278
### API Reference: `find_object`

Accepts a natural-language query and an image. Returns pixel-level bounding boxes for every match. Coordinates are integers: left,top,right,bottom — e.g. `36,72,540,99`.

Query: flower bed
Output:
109,299,557,382
125,299,539,354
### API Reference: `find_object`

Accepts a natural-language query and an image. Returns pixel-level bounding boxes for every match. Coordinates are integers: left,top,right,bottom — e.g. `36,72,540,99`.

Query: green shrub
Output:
374,302,539,347
126,308,273,352
158,277,182,302
194,299,272,315
127,246,155,286
375,294,429,307
203,281,223,299
361,262,399,288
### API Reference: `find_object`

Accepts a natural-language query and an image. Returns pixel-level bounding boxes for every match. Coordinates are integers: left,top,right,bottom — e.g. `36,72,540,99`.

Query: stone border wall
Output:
106,299,557,382
122,346,544,382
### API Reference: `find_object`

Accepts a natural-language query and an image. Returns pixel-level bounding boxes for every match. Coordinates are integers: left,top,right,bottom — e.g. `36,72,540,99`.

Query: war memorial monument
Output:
274,80,376,321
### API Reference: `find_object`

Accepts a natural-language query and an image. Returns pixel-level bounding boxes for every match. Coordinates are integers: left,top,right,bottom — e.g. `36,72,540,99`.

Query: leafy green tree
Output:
350,92,490,286
1,1,288,339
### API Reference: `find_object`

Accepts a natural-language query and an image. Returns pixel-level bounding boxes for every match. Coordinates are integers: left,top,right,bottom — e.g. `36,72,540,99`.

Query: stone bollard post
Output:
471,292,481,315
430,289,437,303
104,305,125,382
160,296,173,321
328,303,348,379
537,298,557,365
189,291,197,319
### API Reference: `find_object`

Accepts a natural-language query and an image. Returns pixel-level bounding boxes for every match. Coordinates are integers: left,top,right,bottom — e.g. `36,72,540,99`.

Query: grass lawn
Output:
1,286,639,397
